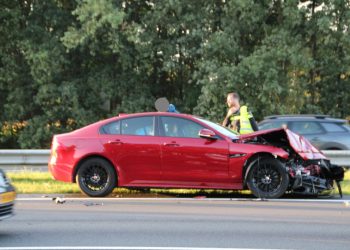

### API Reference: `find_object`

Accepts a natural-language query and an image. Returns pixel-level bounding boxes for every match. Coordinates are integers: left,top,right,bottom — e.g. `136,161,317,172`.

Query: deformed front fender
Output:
242,148,289,187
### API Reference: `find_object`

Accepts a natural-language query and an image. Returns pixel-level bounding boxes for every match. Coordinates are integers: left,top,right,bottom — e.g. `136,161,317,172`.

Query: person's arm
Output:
234,119,239,133
222,117,230,127
249,117,259,131
222,108,236,127
223,117,233,127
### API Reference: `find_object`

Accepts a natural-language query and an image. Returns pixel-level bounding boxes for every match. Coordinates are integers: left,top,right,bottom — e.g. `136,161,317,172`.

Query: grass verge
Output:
6,170,350,197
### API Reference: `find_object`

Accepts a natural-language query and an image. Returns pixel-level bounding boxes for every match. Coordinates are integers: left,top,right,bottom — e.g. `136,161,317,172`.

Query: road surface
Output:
1,197,350,250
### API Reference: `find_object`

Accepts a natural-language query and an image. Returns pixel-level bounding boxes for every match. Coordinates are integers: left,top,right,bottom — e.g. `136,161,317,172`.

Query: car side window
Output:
290,121,324,134
121,116,155,136
160,116,204,138
343,124,350,131
259,121,287,130
100,121,120,135
321,122,346,132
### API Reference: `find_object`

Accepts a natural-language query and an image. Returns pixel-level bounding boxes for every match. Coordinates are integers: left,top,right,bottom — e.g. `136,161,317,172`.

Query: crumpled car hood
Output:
239,128,326,160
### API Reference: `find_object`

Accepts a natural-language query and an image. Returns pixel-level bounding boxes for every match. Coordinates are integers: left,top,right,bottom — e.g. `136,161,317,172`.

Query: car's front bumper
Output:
0,190,16,220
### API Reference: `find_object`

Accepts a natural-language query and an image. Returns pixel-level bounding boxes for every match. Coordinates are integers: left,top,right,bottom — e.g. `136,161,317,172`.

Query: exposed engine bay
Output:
241,128,345,197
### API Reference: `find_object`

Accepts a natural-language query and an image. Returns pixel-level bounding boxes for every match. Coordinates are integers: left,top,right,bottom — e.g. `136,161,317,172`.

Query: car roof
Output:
102,112,194,123
68,112,198,137
262,115,347,123
94,112,201,128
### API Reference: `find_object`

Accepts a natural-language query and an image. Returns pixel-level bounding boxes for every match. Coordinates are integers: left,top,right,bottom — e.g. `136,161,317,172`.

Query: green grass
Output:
7,172,80,194
340,170,350,195
7,172,142,196
6,170,350,197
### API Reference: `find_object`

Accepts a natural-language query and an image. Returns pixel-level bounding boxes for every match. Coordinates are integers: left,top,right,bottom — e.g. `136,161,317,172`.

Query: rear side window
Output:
121,116,155,136
321,122,346,132
290,121,324,134
259,121,287,130
343,124,350,131
100,121,120,135
160,116,204,138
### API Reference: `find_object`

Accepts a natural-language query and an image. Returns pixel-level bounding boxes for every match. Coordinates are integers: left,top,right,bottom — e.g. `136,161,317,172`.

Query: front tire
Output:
76,158,117,197
247,158,289,199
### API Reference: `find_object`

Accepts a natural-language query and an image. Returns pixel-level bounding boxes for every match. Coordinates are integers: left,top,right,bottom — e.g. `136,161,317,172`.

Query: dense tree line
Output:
1,0,349,148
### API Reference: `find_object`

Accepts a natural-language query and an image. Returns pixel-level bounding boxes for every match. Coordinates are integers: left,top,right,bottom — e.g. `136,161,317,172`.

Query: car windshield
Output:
194,117,240,140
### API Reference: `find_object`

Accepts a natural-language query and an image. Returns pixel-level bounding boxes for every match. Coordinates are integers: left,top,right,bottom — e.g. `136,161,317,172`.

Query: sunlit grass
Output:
7,172,80,194
340,170,350,195
6,170,350,196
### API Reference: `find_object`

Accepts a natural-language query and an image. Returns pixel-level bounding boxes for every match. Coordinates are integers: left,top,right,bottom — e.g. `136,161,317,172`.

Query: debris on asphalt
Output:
52,197,66,204
344,201,350,207
256,198,268,201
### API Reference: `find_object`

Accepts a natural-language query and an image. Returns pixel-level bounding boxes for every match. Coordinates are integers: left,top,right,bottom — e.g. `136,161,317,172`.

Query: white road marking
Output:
15,197,349,203
0,247,287,250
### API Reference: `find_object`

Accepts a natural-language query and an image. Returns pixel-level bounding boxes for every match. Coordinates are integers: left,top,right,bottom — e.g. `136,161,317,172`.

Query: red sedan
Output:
49,112,344,198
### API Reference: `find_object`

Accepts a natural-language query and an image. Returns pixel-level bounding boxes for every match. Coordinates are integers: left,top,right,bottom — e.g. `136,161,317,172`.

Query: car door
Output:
99,116,162,186
159,116,230,188
317,122,349,150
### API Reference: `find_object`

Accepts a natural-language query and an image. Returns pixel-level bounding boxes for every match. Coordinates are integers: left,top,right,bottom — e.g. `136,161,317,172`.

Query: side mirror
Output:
199,129,217,140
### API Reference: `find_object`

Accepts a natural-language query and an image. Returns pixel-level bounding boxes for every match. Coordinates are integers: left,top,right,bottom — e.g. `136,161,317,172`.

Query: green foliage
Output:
0,0,349,148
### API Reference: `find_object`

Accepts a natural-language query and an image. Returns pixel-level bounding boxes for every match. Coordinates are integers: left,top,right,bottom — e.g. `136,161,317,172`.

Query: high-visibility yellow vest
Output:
229,105,254,134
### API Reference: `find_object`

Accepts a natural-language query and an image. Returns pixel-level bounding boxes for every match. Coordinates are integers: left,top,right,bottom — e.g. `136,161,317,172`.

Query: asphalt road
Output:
1,198,350,250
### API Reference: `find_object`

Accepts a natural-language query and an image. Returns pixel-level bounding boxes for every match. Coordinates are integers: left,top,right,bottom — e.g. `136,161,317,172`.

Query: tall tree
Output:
0,0,349,148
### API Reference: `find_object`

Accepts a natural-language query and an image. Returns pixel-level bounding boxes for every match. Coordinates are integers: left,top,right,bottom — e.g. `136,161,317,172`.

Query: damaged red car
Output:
49,112,344,198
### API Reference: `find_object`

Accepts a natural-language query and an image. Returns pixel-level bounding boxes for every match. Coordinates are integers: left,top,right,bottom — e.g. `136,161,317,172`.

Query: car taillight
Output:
50,137,59,165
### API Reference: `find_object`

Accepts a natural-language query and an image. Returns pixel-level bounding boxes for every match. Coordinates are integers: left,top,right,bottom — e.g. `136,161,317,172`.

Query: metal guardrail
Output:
0,149,349,167
321,150,350,167
0,150,50,166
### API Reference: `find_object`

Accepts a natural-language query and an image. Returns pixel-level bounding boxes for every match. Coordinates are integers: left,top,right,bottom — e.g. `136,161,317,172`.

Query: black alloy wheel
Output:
76,158,117,197
247,158,289,199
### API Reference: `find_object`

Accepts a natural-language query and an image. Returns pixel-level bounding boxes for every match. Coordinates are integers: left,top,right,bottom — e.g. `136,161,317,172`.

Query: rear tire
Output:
247,158,289,199
76,158,117,197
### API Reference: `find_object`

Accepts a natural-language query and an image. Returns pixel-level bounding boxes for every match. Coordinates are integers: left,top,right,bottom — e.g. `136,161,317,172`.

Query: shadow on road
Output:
27,189,345,200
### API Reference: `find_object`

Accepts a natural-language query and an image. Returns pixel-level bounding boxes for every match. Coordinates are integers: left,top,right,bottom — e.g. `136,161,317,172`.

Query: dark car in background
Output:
0,169,16,220
259,115,350,150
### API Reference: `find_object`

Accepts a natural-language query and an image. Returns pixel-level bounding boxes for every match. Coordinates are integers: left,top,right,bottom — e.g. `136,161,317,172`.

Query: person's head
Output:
226,92,240,108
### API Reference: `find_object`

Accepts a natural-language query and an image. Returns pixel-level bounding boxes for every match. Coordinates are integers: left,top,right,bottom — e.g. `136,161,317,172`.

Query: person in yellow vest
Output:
222,92,258,134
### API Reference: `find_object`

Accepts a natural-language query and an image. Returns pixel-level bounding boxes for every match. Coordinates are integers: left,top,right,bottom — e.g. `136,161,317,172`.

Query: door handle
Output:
108,139,123,145
163,142,179,147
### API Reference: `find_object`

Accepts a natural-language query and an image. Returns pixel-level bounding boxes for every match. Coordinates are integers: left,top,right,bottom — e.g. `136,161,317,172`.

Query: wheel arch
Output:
324,147,342,150
72,154,118,185
242,152,285,188
319,142,347,150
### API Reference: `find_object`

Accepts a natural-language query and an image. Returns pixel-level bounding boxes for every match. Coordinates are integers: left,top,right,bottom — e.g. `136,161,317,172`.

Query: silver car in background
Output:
259,115,350,150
